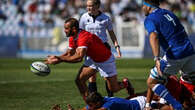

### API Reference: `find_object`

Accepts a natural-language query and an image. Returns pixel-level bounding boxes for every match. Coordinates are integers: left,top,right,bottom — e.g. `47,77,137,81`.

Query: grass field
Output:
0,58,154,110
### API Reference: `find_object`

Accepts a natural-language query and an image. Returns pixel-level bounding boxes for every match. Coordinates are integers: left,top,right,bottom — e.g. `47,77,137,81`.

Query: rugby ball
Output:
30,61,50,76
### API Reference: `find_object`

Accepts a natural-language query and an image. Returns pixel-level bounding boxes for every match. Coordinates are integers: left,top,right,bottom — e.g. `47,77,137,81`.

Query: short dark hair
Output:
88,0,101,8
65,18,79,30
86,92,104,104
144,0,160,7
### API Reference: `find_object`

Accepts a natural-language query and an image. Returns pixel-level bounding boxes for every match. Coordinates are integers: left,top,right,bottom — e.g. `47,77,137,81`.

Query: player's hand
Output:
155,60,163,77
45,55,61,64
115,46,122,58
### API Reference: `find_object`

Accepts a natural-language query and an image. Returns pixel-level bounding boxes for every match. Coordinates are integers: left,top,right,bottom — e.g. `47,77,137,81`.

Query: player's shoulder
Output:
99,12,111,19
151,8,173,17
145,8,165,23
79,30,93,39
79,30,91,35
80,12,90,18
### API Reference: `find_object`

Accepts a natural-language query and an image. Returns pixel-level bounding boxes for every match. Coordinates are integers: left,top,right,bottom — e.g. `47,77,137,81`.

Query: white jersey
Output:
79,12,113,43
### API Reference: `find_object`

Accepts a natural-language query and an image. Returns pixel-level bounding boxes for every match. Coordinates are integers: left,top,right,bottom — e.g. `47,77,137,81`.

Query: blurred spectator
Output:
0,0,194,37
0,9,7,20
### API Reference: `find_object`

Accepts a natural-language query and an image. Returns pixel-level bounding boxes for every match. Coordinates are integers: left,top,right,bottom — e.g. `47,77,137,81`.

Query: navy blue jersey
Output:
86,97,141,110
144,8,194,59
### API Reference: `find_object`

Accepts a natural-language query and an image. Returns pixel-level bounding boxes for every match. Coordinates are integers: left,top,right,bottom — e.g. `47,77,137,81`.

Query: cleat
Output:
123,78,135,95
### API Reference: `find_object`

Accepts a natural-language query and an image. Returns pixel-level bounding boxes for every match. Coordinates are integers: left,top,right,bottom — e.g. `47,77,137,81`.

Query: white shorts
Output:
84,54,117,77
130,96,146,110
130,96,168,110
150,54,195,81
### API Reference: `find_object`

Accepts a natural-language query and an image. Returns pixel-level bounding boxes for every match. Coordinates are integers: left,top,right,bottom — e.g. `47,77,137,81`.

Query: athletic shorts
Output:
84,54,117,77
130,96,146,110
150,54,195,82
130,96,167,109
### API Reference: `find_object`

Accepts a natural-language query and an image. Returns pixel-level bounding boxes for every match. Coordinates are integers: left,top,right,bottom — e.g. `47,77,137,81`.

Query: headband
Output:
143,1,157,8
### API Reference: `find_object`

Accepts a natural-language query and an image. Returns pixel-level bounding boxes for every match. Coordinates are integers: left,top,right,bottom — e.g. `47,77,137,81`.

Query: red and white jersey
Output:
68,30,111,62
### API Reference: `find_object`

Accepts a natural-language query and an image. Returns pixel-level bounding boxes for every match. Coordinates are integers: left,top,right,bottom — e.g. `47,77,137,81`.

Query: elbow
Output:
74,55,83,62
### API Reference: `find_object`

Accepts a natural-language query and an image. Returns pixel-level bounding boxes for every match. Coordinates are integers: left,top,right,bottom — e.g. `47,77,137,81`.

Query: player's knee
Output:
147,77,158,88
89,75,96,82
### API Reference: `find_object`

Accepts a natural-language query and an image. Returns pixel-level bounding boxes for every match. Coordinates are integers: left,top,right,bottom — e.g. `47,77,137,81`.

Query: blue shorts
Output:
150,54,195,82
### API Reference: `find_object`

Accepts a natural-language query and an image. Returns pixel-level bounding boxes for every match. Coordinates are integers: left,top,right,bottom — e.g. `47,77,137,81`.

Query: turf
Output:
0,58,154,110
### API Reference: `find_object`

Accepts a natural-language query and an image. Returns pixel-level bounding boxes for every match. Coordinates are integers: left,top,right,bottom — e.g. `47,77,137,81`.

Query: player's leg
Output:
181,54,195,84
103,75,134,95
75,65,98,99
84,56,98,93
105,81,113,97
147,56,186,109
88,74,97,93
147,68,182,110
104,75,124,92
96,54,134,95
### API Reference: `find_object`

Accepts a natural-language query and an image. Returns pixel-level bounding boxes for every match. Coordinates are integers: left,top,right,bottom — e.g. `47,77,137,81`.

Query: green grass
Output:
0,58,154,110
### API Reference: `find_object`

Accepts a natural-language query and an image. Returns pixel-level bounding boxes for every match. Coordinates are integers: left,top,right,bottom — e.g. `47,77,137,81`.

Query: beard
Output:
66,32,71,37
66,30,74,37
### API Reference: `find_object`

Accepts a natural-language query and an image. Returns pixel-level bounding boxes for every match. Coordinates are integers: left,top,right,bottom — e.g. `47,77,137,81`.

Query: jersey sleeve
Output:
77,34,90,48
106,17,113,31
79,15,85,29
144,18,158,35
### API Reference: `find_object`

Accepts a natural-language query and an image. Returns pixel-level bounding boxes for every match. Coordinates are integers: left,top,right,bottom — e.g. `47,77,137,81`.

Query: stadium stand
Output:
0,0,194,58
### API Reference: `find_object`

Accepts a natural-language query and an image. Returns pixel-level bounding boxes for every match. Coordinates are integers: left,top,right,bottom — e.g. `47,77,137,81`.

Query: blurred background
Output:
0,0,195,58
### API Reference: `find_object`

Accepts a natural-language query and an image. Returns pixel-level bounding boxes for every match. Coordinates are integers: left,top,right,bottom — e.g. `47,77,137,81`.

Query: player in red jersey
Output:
45,18,133,101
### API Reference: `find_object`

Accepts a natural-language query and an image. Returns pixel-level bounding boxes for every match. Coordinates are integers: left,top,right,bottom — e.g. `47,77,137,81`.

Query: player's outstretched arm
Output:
61,48,76,57
58,48,87,63
45,48,86,64
45,49,76,64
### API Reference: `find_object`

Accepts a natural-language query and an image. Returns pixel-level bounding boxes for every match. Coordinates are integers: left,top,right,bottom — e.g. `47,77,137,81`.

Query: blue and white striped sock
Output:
152,84,182,110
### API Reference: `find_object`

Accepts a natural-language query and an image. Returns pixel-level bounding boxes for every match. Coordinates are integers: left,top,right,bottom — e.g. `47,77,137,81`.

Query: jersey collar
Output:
88,11,102,22
151,8,159,13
